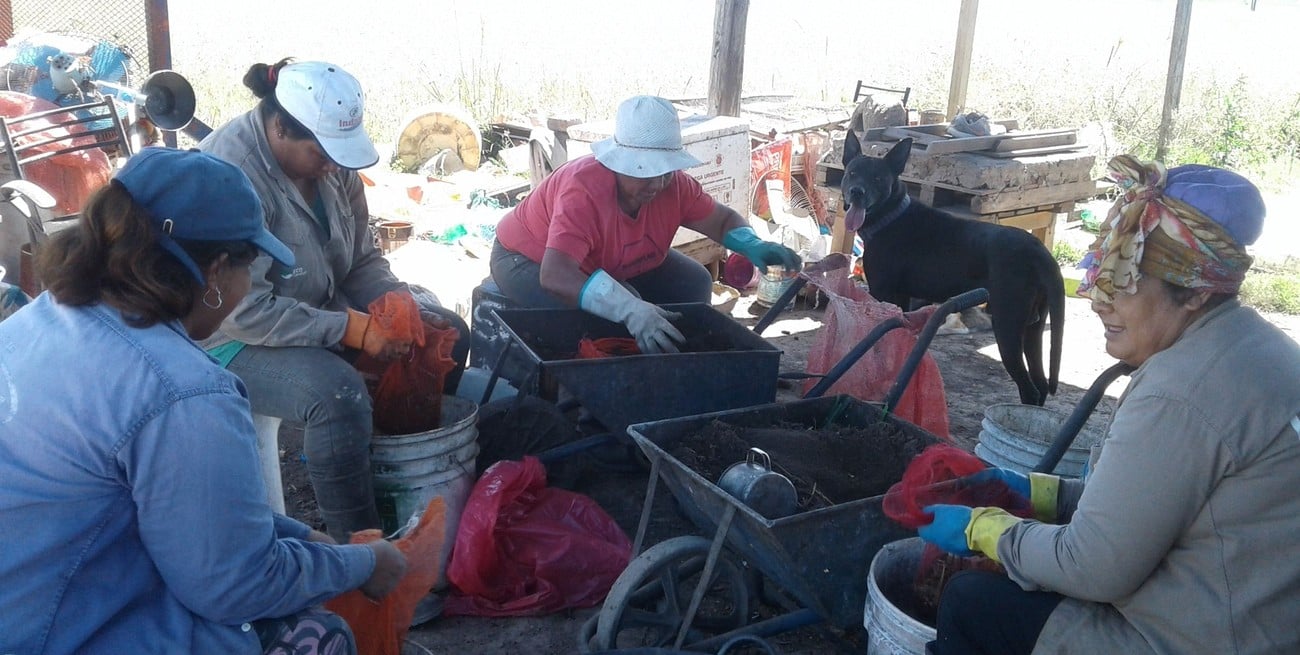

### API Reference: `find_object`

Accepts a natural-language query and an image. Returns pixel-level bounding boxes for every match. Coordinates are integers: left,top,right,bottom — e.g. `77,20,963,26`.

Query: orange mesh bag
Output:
325,497,447,655
359,292,460,434
801,269,951,439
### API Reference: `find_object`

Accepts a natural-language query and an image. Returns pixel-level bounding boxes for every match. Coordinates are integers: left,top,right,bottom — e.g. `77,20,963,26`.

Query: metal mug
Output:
718,447,798,519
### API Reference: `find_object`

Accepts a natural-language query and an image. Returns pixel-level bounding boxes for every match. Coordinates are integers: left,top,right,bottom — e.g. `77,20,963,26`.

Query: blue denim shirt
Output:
0,296,375,654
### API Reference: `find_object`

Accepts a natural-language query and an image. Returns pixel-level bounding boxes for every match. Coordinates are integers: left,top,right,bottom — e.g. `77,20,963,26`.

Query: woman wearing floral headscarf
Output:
918,156,1300,654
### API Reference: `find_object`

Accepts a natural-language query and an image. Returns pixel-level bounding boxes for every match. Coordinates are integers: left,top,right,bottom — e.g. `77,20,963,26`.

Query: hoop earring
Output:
203,286,223,310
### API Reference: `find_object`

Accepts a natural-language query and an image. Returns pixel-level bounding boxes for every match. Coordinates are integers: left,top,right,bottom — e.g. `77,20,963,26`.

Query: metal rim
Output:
593,536,750,651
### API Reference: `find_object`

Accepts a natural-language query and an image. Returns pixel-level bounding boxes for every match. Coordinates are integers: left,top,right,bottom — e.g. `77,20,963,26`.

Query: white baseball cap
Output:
275,61,379,170
591,95,703,178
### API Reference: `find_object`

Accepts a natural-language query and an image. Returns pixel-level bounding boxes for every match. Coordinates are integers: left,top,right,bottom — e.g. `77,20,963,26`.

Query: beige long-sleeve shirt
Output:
998,300,1300,655
197,109,402,350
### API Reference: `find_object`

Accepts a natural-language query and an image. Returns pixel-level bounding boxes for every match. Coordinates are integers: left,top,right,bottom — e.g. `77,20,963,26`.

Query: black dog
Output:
840,135,1064,405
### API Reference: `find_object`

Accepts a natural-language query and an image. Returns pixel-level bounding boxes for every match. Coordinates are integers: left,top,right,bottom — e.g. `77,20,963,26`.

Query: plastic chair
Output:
253,414,287,514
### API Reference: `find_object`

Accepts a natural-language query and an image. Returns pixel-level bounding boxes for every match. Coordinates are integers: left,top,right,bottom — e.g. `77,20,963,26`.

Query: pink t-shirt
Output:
495,156,716,280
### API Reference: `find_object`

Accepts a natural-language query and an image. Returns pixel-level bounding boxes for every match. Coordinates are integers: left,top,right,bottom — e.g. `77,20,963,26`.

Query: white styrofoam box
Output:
567,114,751,249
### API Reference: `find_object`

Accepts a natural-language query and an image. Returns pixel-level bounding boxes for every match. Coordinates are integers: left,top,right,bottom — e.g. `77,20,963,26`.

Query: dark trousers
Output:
928,570,1064,655
489,239,713,308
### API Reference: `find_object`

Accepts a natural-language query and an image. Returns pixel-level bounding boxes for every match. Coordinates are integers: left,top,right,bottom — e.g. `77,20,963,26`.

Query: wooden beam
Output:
708,0,749,117
145,0,177,147
946,0,980,121
1156,0,1194,161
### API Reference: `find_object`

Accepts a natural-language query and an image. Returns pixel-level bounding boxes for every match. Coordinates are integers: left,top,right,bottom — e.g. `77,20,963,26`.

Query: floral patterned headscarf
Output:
1077,155,1262,304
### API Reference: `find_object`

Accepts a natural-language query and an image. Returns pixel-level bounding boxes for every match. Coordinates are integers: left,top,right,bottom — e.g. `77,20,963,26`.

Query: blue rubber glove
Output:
970,467,1061,521
723,226,802,272
970,467,1030,498
918,504,976,557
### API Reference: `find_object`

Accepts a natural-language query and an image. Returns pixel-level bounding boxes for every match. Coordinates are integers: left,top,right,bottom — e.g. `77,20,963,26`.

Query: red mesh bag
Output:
801,269,951,439
444,457,632,617
883,444,1033,529
324,497,447,655
882,444,1037,623
358,292,460,434
577,337,640,358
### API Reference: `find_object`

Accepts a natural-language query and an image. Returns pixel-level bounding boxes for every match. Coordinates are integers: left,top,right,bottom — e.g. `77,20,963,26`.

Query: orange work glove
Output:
343,308,412,361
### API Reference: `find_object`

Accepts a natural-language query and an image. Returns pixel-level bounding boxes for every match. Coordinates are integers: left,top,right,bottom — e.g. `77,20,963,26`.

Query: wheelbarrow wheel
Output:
593,536,751,651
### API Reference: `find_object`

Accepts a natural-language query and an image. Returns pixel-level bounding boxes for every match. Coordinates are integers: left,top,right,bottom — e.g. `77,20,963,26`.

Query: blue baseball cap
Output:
115,147,295,282
1165,164,1267,247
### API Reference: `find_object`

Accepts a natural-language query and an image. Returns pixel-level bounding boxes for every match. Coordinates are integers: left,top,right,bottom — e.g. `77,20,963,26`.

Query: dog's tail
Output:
1046,262,1066,395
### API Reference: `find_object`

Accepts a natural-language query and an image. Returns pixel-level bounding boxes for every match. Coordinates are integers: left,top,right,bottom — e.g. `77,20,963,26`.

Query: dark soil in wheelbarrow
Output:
670,419,930,511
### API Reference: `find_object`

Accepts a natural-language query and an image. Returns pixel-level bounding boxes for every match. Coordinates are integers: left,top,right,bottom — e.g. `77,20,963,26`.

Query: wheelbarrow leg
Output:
674,504,737,651
1033,361,1133,474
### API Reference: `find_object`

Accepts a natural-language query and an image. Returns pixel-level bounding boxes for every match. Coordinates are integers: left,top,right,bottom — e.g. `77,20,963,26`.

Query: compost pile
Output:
670,419,929,511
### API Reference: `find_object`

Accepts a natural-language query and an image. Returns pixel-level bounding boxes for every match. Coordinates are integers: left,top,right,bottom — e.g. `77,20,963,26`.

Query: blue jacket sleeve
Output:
120,389,374,624
273,513,313,541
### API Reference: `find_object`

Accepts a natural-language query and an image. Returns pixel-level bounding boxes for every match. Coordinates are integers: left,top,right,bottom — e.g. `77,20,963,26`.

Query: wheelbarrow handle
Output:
881,288,989,411
1032,361,1134,474
751,276,810,335
802,315,908,399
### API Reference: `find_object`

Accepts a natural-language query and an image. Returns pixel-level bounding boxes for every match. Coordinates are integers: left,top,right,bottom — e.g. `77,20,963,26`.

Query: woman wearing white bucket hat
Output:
199,58,469,542
492,95,800,354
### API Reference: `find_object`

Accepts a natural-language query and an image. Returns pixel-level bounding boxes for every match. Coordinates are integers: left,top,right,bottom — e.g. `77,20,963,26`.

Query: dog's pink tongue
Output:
845,205,866,232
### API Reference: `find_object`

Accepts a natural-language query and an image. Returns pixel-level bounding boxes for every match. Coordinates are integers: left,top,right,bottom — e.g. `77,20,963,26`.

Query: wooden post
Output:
708,0,748,117
1156,0,1194,161
946,0,979,121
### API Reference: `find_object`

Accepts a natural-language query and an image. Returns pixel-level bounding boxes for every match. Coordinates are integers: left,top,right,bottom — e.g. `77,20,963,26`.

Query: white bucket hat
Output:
275,61,379,170
591,95,703,178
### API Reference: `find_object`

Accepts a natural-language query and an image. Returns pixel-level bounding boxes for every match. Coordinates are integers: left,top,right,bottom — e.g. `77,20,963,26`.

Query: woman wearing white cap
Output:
491,95,800,354
198,58,468,541
0,148,405,654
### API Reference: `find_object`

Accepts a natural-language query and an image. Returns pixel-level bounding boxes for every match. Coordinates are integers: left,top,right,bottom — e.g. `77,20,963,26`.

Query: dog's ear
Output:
842,130,862,168
885,137,912,176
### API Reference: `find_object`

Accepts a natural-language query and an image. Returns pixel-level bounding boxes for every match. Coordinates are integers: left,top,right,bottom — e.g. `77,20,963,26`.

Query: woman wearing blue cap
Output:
0,148,406,655
918,157,1300,654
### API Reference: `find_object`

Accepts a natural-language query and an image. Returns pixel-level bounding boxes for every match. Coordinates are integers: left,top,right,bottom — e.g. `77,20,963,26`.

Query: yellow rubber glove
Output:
1028,472,1061,523
964,507,1023,563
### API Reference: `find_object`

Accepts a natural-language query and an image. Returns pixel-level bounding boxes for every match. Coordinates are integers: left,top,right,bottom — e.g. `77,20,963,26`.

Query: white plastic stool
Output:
252,414,286,514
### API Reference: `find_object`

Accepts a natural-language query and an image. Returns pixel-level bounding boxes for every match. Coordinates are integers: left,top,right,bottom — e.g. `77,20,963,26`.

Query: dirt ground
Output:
276,243,1300,654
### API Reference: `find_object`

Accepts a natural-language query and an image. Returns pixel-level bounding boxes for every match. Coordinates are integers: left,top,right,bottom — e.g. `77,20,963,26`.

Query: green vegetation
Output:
1241,260,1300,315
1052,241,1086,267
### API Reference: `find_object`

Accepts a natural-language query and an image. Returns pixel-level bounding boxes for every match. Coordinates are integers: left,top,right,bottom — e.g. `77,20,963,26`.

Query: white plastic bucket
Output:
865,537,935,655
372,395,479,589
976,403,1100,477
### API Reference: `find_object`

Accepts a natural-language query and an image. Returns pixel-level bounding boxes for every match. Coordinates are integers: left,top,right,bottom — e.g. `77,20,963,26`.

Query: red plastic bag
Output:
357,292,460,434
325,497,447,655
444,457,632,617
801,269,951,439
882,444,1033,529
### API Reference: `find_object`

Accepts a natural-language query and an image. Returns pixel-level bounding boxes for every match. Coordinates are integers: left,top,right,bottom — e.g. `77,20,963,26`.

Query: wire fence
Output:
10,0,152,80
